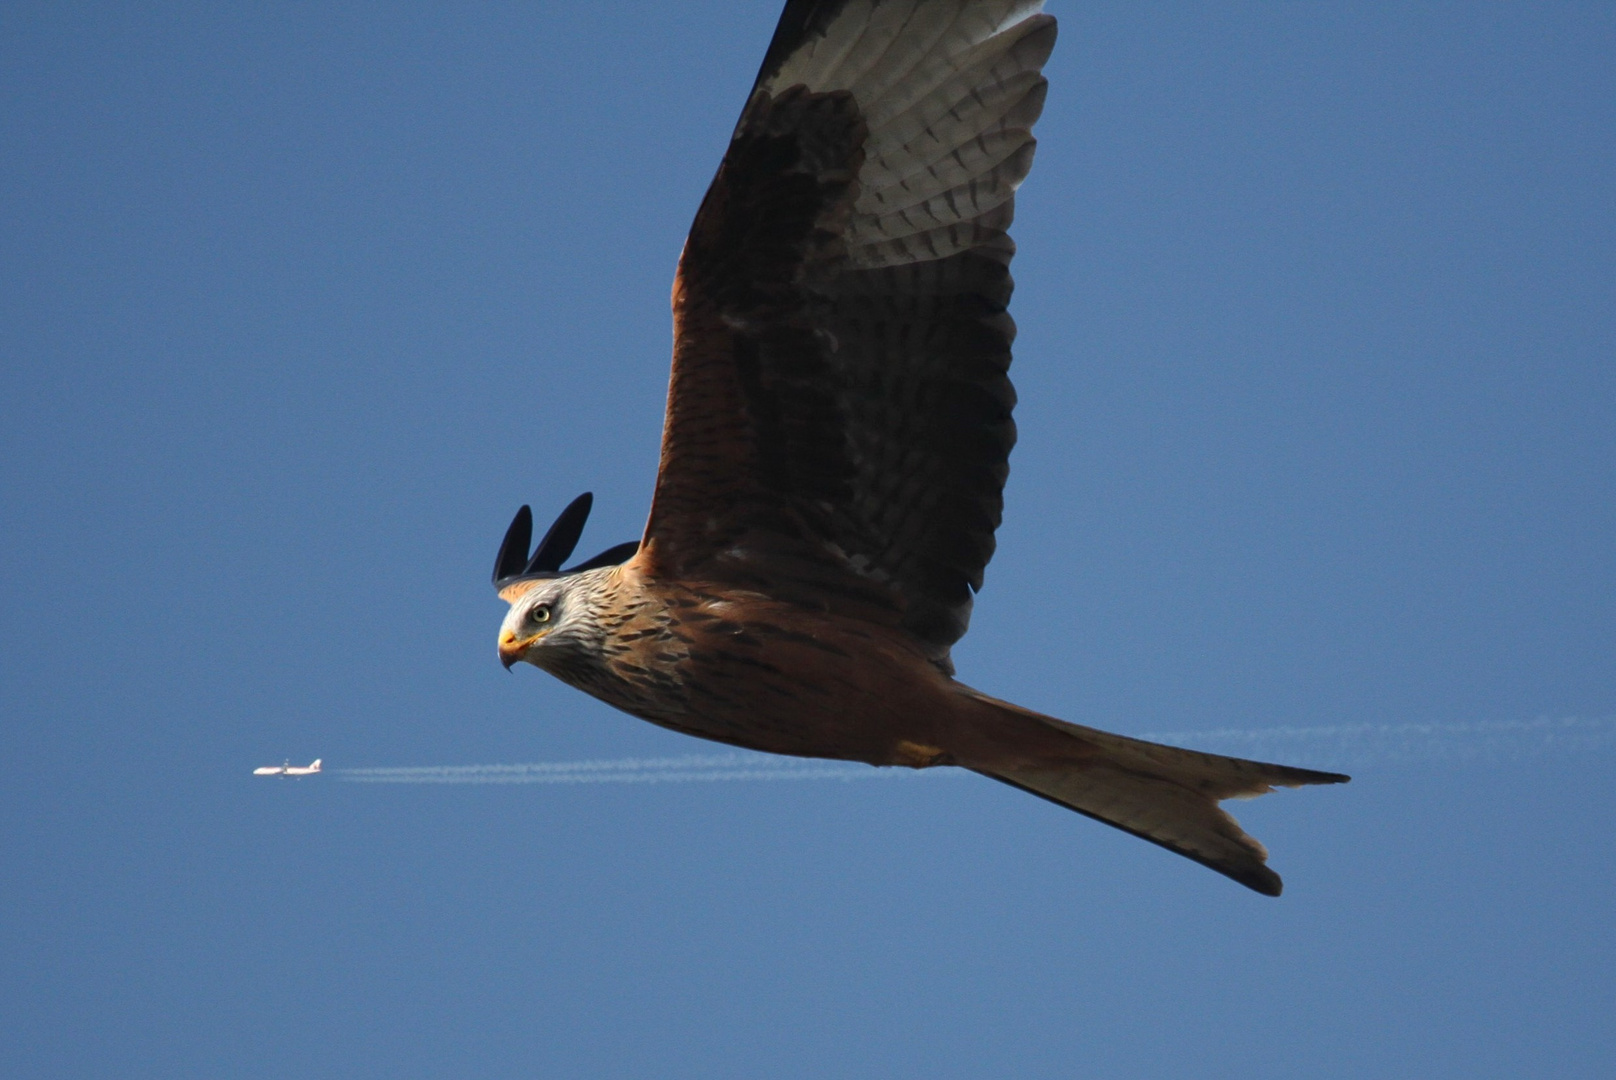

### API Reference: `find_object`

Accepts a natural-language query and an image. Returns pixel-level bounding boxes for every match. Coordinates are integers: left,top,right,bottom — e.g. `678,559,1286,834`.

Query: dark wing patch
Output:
644,0,1055,667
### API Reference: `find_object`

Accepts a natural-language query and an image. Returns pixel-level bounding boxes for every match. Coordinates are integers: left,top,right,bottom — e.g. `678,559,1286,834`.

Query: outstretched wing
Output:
641,0,1055,668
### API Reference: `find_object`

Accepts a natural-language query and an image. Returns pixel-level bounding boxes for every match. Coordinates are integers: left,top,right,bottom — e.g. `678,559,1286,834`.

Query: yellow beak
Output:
498,629,542,670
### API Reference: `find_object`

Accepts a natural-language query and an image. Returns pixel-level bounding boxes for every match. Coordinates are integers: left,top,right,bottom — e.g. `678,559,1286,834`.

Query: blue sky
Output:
2,3,1613,1078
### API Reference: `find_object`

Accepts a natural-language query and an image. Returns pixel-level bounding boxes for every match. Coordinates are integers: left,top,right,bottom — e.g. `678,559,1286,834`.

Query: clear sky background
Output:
3,3,1613,1078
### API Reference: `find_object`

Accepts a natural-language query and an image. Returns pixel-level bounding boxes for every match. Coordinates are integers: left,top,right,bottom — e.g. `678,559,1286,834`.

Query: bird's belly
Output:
616,605,959,764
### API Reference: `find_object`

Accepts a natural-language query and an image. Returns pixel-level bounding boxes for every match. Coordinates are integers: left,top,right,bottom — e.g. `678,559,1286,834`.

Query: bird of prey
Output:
493,0,1347,895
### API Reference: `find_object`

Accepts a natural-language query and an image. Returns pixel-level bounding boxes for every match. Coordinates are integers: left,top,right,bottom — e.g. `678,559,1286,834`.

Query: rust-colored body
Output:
507,561,1079,771
619,564,1089,772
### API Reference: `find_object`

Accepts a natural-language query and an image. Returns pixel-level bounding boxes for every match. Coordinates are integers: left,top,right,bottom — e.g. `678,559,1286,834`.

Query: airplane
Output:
253,758,322,777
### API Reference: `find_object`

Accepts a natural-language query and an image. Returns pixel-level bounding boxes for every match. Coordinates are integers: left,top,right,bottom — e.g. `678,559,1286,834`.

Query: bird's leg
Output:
892,740,955,769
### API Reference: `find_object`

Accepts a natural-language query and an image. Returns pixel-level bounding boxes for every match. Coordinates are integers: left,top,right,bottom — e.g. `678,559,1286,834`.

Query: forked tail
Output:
964,694,1349,896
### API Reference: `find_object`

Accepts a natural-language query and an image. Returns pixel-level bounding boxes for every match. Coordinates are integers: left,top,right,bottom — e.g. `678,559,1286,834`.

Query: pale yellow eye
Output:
529,604,551,625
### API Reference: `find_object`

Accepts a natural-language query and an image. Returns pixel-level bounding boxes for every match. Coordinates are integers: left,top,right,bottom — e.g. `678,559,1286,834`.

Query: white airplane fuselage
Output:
253,758,322,777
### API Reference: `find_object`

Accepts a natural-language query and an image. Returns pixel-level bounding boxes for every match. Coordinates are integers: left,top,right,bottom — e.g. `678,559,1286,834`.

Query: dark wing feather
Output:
643,0,1055,667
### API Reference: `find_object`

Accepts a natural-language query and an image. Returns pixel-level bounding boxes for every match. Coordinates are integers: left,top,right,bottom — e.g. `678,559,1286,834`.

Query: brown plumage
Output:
495,0,1347,897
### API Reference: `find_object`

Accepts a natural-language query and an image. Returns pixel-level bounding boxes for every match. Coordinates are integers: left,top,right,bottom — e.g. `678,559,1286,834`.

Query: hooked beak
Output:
498,629,542,670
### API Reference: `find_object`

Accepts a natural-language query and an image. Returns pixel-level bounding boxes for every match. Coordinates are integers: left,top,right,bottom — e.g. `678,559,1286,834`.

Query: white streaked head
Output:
496,569,613,671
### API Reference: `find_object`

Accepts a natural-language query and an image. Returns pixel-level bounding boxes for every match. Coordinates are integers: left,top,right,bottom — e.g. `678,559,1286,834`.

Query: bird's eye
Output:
530,604,551,625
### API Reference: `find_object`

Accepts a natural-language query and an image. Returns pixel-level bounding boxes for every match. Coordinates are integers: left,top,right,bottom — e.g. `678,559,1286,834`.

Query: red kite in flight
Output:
494,0,1347,895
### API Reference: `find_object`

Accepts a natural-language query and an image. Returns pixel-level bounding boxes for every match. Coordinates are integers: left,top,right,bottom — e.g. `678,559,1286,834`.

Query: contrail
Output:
335,715,1615,784
1140,714,1616,770
338,752,917,785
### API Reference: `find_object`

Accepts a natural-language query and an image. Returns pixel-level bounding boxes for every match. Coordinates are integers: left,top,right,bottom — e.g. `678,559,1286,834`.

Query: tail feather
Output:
969,704,1348,896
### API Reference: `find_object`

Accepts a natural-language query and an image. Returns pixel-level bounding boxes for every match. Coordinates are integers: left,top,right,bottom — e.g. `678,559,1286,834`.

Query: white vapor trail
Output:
335,715,1615,785
337,752,912,785
1140,715,1616,770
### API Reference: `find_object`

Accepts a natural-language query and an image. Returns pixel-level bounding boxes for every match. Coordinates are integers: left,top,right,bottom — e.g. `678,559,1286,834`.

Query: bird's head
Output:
491,493,640,671
497,575,588,670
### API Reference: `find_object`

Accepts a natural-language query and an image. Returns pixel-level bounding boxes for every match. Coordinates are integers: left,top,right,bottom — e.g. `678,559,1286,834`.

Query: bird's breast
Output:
540,576,962,763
